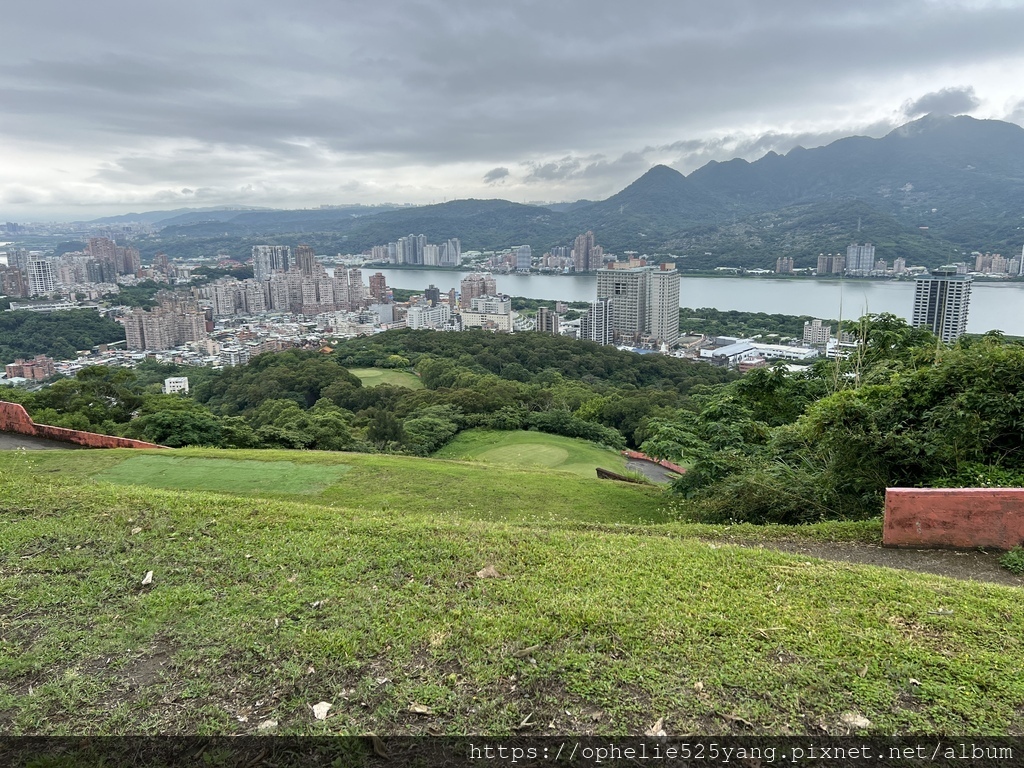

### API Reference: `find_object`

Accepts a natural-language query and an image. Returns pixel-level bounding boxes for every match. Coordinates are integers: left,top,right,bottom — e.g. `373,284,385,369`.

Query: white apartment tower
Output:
596,266,649,342
581,297,614,345
646,263,680,346
26,259,57,296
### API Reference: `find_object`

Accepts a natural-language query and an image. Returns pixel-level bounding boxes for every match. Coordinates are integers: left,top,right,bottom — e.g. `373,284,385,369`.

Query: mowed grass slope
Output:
22,448,669,525
1,448,1023,739
347,367,423,389
433,429,629,477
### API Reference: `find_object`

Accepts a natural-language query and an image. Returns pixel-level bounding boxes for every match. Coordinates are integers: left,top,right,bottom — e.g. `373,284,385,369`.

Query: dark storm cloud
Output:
2,0,1023,214
903,87,981,118
483,167,510,184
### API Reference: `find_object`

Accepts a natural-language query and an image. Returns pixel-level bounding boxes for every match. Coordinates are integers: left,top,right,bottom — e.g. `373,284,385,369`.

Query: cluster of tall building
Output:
573,231,605,272
369,236,462,267
0,237,149,299
581,262,680,347
228,244,368,318
123,295,209,351
972,251,1022,276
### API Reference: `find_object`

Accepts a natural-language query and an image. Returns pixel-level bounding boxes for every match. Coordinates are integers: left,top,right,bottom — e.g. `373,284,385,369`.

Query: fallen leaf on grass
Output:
131,527,142,535
257,720,278,731
476,565,501,579
515,712,534,730
141,571,153,586
840,712,871,729
693,681,704,693
644,717,666,737
408,703,435,715
311,702,332,720
513,644,543,658
909,678,921,686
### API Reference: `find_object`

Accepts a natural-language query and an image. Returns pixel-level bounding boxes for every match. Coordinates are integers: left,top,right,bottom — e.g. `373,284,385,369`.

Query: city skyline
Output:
2,1,1023,220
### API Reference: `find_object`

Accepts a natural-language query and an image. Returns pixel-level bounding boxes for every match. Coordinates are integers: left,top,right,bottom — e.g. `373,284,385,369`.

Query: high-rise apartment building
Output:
252,245,291,281
596,265,649,342
646,263,680,346
846,243,876,274
536,306,559,335
593,262,681,345
26,259,56,296
515,245,531,271
775,256,794,274
369,272,389,304
294,245,318,277
459,273,497,308
911,266,972,343
573,231,596,272
802,319,832,346
581,297,613,345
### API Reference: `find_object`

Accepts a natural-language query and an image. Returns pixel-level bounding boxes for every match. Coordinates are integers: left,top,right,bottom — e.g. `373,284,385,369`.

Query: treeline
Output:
642,316,1024,523
332,330,736,393
679,307,838,340
4,333,735,455
0,310,125,365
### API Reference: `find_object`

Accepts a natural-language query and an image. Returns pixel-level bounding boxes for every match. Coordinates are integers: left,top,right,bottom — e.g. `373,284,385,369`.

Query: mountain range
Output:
105,114,1024,270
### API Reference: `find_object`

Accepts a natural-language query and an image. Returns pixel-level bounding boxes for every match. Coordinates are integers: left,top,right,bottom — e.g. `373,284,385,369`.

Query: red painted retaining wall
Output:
884,487,1024,550
0,400,166,450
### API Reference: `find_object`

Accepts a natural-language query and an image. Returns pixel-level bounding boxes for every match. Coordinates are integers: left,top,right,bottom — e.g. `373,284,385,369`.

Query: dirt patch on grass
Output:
733,540,1024,587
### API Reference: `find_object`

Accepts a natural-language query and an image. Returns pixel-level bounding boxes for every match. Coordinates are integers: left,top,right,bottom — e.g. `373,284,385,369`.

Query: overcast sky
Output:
2,0,1023,220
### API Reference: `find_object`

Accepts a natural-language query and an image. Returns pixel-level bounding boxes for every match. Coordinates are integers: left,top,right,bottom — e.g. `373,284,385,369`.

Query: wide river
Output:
351,268,1024,336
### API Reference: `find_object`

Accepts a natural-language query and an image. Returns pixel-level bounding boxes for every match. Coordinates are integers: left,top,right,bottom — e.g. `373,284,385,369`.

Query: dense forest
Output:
642,317,1024,523
678,307,840,340
0,310,125,365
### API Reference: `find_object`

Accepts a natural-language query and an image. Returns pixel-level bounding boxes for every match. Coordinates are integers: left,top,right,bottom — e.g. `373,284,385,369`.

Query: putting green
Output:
433,429,628,477
94,455,351,495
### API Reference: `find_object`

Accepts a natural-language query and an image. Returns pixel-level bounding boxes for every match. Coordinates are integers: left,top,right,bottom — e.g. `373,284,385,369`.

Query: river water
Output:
342,268,1024,336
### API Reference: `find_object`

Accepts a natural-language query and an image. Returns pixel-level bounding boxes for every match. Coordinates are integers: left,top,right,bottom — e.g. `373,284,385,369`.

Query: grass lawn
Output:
433,429,629,477
2,448,1021,742
95,455,352,495
15,448,672,525
347,367,423,389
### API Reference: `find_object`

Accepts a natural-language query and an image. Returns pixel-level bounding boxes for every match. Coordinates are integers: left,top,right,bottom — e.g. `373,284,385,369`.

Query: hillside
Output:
2,447,1023,748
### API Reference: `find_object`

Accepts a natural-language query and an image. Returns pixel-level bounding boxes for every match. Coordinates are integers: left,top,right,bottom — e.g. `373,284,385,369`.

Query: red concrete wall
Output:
0,400,166,450
884,487,1024,550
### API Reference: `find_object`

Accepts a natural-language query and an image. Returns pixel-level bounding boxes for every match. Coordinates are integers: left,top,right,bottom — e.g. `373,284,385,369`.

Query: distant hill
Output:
81,206,276,226
146,114,1024,266
687,114,1024,243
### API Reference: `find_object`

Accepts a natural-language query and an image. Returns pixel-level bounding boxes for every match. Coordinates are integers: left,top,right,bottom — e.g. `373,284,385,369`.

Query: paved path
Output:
625,458,681,484
0,432,84,450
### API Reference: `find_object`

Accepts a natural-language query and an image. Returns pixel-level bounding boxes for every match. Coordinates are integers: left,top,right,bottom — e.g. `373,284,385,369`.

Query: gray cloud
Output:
483,167,510,184
0,0,1023,217
903,86,981,118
